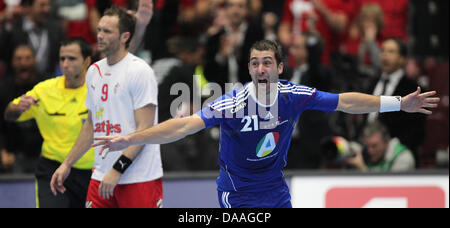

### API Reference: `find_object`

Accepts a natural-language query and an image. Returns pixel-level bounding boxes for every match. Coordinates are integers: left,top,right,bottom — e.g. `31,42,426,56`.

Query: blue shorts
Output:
218,187,292,208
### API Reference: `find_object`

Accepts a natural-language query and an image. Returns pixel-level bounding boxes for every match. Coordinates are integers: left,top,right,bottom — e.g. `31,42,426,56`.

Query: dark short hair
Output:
14,44,35,56
384,37,407,58
168,37,200,55
60,37,92,59
103,5,136,49
249,40,284,66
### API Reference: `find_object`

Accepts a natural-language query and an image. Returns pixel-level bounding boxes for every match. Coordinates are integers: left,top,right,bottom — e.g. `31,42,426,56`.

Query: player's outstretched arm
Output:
336,87,440,115
92,114,206,154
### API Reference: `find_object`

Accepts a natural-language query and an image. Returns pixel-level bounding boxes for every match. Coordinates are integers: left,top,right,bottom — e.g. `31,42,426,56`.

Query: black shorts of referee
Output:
35,157,92,208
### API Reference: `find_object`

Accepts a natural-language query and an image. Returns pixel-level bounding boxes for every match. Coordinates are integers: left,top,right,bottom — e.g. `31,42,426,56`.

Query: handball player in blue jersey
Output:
92,40,440,208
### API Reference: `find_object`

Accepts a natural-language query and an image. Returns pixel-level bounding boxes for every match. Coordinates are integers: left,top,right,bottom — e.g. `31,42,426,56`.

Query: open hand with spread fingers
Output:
136,0,153,25
92,135,131,159
401,87,440,115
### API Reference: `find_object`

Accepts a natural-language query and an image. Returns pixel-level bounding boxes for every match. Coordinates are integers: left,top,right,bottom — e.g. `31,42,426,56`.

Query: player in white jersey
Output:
50,3,163,208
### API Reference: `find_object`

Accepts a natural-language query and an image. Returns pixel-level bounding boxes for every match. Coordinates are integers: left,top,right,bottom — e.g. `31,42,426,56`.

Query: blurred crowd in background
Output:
0,0,448,174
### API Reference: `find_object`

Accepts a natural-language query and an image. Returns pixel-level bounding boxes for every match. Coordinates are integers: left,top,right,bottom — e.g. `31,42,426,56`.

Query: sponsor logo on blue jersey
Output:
256,132,279,158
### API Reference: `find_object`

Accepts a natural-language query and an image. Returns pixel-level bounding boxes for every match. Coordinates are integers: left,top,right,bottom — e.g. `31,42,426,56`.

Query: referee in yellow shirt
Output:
4,38,95,208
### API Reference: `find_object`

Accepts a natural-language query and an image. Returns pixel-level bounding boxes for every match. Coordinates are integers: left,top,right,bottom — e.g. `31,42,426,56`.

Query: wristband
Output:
113,155,133,174
380,96,402,113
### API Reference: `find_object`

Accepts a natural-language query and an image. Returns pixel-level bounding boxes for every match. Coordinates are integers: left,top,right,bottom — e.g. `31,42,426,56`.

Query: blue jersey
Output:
196,80,339,193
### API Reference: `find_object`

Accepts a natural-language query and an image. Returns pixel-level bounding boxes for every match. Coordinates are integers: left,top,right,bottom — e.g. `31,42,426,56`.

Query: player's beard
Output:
98,40,121,56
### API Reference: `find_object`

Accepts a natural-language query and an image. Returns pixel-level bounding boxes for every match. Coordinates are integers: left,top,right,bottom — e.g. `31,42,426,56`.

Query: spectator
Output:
0,0,25,29
128,0,155,56
366,38,426,166
0,44,42,173
49,0,153,64
284,33,333,169
342,3,383,79
176,0,212,37
346,121,415,172
205,4,228,38
50,0,101,45
204,0,264,90
158,37,205,123
151,38,184,85
261,9,279,41
260,0,286,19
157,37,219,171
0,0,24,69
243,0,279,40
278,0,359,66
0,0,65,78
360,0,409,41
285,33,330,88
137,0,180,62
329,4,384,142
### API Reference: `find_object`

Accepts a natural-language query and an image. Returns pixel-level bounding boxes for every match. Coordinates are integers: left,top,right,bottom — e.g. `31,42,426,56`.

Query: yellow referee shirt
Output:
12,76,94,170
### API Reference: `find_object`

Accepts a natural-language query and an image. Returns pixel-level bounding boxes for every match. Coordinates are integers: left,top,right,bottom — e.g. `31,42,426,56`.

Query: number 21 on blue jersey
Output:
241,115,259,132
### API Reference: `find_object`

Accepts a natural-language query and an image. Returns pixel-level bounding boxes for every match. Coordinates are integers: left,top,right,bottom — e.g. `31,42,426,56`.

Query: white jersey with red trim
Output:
85,53,163,184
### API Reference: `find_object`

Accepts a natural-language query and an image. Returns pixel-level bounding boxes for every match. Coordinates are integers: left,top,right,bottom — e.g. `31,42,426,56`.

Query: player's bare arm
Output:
50,110,95,195
336,87,440,115
4,95,38,121
123,104,158,158
93,114,206,154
